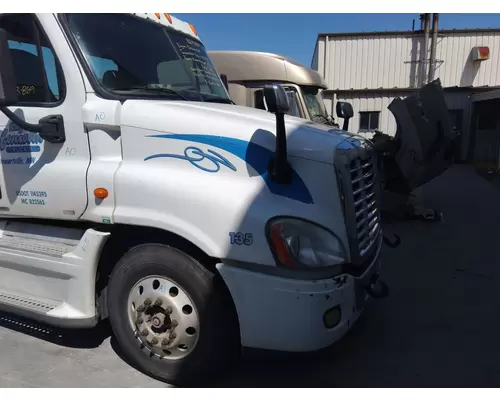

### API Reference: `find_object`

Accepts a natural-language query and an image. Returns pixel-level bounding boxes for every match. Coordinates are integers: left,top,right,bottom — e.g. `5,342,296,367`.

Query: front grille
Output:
350,158,379,254
335,137,381,265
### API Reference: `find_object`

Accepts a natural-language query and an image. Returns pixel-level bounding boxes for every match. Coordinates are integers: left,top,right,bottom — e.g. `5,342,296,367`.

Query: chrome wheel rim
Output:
127,275,200,360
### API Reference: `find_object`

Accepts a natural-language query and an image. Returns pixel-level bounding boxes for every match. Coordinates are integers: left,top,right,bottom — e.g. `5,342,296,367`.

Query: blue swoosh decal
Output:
146,133,313,204
144,146,237,173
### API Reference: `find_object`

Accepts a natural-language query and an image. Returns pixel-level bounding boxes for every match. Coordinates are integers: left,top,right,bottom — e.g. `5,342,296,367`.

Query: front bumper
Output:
216,246,383,352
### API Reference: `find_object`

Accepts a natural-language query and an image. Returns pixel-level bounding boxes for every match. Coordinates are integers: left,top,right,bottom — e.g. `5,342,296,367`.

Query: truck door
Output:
0,13,90,220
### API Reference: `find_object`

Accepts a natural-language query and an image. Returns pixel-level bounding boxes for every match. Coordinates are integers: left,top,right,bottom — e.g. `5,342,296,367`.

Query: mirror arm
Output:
0,106,42,132
342,118,350,131
269,111,292,184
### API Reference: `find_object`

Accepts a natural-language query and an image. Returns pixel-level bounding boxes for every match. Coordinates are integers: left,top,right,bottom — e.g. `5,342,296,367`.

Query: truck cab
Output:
0,13,386,386
209,50,338,126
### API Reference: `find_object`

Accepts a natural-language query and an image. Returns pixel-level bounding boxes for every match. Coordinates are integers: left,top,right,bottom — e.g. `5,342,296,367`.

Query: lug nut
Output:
154,299,163,306
170,332,177,340
162,338,169,346
171,320,178,328
166,306,173,314
150,338,158,345
136,318,143,325
141,329,148,336
144,298,152,306
136,305,145,313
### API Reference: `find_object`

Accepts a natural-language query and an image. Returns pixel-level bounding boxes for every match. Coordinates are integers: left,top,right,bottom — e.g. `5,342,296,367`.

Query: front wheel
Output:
107,243,241,386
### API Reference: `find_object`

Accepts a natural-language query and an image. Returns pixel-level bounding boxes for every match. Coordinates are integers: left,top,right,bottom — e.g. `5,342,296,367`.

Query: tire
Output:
107,243,241,386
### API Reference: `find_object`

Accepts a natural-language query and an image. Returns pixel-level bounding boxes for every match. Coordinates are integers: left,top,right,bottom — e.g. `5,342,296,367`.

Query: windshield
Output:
284,87,303,118
65,13,230,102
301,86,328,123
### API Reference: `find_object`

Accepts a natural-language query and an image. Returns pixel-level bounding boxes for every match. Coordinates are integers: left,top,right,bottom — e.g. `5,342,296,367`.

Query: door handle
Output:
0,108,66,144
38,115,66,144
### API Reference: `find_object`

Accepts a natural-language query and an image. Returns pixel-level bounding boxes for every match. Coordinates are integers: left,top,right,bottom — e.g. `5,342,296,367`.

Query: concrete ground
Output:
0,165,499,387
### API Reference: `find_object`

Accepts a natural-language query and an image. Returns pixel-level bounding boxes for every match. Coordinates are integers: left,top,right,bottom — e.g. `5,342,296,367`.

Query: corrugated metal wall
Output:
316,31,500,90
323,91,406,136
437,32,500,88
323,90,472,159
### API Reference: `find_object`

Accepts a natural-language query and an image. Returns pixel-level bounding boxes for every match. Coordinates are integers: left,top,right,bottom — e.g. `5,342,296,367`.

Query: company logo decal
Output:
0,125,42,153
0,124,42,165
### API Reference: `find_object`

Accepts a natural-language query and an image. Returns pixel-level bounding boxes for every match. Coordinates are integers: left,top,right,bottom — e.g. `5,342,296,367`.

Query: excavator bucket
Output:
387,79,457,191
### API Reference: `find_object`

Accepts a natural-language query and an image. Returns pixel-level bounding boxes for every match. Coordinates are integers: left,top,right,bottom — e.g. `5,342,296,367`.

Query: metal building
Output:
312,27,500,165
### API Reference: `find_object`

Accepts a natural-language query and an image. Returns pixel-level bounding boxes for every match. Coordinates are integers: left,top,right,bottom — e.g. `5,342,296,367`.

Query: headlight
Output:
267,217,346,268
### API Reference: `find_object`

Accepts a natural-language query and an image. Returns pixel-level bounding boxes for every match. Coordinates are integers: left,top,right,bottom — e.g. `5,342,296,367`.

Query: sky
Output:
172,13,500,67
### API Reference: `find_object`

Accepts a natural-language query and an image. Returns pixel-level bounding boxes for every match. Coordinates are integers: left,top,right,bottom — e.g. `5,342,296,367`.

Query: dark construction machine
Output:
336,79,458,222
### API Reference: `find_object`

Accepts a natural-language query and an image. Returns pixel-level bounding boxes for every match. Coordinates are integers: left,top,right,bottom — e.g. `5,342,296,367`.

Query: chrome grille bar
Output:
334,137,382,265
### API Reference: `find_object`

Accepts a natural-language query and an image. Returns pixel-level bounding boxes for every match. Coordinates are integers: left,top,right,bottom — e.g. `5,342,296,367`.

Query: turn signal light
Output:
94,188,108,199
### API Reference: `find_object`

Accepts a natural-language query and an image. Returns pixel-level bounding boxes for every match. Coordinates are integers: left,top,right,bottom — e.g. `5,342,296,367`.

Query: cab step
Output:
0,220,110,328
0,236,76,258
0,290,61,314
0,221,81,257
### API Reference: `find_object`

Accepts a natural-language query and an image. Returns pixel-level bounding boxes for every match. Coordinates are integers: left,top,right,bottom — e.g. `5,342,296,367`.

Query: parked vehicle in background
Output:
209,50,340,127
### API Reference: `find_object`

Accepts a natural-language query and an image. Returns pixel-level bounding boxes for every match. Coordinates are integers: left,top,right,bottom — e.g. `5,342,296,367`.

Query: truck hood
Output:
120,100,358,164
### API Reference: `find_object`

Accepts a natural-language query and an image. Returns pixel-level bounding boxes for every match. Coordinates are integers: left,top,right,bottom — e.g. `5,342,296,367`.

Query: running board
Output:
0,220,110,328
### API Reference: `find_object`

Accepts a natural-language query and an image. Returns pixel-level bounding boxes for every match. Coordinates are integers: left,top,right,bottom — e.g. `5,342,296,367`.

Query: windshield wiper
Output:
312,114,329,123
202,96,235,105
116,84,190,101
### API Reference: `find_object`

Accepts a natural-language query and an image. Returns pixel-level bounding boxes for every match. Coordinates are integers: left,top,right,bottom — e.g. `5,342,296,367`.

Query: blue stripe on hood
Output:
147,134,314,205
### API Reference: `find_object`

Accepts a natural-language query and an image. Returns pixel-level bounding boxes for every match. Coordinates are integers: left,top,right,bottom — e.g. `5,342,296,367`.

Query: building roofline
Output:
472,89,500,102
323,85,500,94
317,28,500,39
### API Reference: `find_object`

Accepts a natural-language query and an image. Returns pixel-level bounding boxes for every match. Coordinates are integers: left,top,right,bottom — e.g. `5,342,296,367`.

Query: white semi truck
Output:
0,13,387,385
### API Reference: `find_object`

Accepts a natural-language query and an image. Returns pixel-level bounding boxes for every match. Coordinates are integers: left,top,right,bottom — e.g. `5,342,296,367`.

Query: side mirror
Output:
336,101,353,119
220,74,229,92
0,28,18,107
263,84,289,115
336,101,353,131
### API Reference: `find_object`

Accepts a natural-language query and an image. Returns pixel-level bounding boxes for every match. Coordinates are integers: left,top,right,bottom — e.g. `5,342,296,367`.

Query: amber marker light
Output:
189,23,198,36
94,188,109,199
